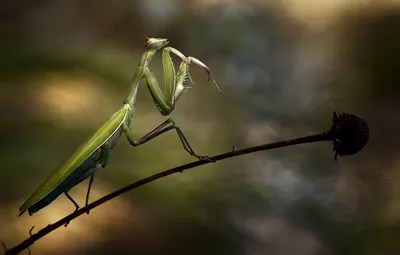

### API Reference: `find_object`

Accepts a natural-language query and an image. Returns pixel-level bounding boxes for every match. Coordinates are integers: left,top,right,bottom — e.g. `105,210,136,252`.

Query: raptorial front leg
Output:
164,47,221,91
134,43,218,162
123,119,213,162
144,46,220,118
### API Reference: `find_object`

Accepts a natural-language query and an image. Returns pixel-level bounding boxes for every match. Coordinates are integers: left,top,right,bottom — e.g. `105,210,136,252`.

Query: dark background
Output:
1,1,400,254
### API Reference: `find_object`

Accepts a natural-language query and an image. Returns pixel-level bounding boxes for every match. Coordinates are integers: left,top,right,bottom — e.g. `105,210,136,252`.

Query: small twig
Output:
3,112,369,255
3,135,328,255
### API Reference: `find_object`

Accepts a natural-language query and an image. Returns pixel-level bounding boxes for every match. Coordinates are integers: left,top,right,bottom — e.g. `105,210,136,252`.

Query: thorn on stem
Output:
232,146,237,152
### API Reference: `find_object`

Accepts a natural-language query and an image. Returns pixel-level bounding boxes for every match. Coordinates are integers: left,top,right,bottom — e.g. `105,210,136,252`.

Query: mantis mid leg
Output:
123,118,211,161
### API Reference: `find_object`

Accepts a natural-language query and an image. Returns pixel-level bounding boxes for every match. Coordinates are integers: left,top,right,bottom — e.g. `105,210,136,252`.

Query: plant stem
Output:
4,131,332,255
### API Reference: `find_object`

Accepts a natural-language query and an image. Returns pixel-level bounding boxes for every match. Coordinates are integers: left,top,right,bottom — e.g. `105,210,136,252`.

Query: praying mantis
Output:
18,37,220,217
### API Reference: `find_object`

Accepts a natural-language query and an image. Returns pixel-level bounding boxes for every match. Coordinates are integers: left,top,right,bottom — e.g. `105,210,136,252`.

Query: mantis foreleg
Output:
143,46,219,116
130,48,216,160
164,47,220,90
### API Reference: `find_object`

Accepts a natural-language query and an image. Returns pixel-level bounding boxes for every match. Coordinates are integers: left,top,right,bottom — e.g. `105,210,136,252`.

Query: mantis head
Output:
145,37,169,50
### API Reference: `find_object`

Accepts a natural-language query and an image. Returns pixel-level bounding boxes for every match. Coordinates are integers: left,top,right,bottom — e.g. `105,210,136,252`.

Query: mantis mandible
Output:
18,37,220,217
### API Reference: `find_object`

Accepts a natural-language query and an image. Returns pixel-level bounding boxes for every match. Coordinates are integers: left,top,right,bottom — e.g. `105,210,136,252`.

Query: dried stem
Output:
3,132,332,255
4,112,370,255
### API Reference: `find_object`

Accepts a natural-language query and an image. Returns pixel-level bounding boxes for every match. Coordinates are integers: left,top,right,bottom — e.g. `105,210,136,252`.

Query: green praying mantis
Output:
18,37,220,217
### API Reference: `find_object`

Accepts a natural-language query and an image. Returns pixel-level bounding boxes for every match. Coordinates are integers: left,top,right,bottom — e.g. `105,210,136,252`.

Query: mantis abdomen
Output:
27,149,102,215
19,106,128,216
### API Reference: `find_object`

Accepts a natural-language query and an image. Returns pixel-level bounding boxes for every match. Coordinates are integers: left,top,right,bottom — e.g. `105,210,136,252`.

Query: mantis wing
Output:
19,105,129,215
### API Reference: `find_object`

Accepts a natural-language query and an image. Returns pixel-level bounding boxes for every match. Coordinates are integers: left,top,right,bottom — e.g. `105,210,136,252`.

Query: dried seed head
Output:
329,112,369,160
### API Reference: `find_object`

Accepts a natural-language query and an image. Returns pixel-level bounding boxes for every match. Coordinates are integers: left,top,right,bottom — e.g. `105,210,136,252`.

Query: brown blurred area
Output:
1,1,400,254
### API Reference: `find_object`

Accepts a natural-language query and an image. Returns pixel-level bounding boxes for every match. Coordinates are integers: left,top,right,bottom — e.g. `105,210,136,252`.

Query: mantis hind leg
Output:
123,118,213,162
64,191,79,211
85,174,94,212
85,144,111,214
64,191,79,227
84,167,101,214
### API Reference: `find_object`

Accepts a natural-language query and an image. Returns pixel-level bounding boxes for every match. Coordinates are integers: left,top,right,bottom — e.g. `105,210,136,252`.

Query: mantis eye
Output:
145,38,169,49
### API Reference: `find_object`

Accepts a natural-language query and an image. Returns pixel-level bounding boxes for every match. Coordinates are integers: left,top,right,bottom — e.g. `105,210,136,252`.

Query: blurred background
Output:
0,0,399,254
